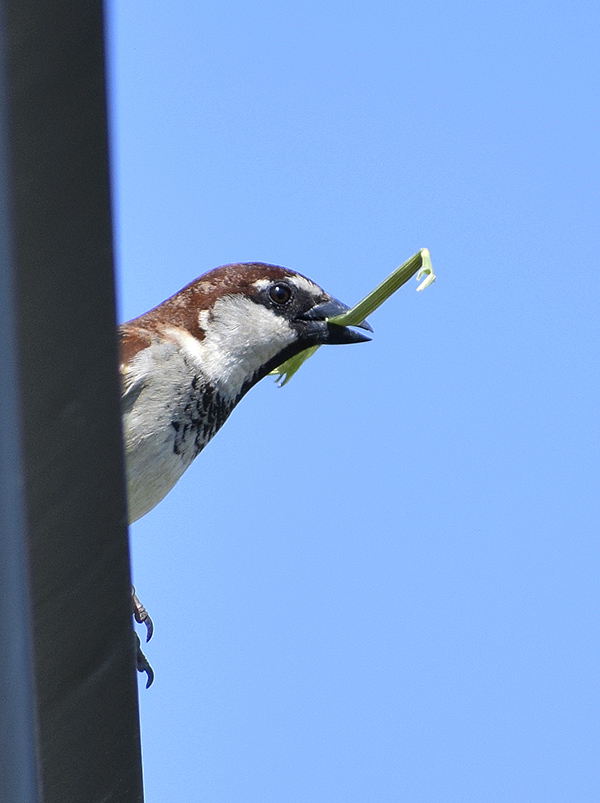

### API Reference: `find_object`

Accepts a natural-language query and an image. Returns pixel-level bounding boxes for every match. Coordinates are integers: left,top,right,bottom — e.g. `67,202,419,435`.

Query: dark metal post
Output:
0,2,144,801
0,14,41,796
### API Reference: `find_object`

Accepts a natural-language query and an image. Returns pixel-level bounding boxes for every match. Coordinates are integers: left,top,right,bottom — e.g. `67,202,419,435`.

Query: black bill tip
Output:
325,323,372,345
300,297,373,344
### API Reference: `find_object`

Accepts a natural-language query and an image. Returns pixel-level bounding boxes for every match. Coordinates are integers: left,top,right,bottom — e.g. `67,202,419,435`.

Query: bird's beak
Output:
300,298,373,344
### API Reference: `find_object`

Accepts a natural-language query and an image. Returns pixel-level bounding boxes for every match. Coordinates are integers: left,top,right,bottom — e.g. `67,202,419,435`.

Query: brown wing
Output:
118,324,154,411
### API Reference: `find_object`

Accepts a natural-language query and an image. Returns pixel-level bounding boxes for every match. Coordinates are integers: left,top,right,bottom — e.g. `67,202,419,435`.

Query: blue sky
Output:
106,2,599,801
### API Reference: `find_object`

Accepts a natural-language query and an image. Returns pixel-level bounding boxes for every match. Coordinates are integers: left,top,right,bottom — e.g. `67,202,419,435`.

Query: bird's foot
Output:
132,586,154,641
135,633,154,688
132,586,154,686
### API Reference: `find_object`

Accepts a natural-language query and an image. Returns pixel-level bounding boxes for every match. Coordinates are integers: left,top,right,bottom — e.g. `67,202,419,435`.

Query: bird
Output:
119,262,372,684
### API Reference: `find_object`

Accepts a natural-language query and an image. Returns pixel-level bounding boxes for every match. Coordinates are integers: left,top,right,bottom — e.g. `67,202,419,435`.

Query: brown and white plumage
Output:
119,262,371,524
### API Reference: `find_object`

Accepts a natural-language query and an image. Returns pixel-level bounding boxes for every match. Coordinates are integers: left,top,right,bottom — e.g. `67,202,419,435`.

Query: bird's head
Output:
127,262,371,398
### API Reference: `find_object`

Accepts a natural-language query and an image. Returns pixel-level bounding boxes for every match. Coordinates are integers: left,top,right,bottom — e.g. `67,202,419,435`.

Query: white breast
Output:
123,341,201,523
123,296,298,523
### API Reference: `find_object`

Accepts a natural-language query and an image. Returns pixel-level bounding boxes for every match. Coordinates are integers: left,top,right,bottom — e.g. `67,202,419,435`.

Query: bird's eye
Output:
268,283,292,305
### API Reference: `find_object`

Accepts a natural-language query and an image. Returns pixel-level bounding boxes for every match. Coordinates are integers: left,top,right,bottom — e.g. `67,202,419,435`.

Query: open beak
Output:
300,298,373,345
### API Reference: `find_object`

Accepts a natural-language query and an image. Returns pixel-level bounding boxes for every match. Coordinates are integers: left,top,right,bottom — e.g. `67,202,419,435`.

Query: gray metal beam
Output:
0,2,144,801
0,11,41,797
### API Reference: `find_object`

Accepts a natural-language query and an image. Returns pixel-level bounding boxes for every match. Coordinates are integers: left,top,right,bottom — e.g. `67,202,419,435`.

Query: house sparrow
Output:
120,262,372,684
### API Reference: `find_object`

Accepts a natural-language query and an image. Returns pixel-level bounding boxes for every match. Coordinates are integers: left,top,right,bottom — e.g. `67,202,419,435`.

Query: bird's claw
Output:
135,632,154,688
132,586,154,687
132,586,154,642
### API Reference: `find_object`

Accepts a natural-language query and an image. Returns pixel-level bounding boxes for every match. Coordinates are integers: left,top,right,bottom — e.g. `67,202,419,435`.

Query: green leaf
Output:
270,248,435,386
270,345,320,387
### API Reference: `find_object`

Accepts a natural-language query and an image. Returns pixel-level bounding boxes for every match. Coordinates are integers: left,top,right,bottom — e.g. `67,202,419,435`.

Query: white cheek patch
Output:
166,296,296,397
